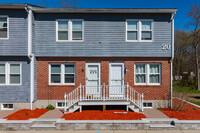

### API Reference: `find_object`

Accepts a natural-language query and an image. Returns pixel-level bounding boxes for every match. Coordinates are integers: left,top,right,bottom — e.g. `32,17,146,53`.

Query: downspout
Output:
25,6,34,110
171,12,176,108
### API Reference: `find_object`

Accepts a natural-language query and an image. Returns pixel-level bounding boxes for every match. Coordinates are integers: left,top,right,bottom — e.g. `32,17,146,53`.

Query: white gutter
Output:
26,6,34,110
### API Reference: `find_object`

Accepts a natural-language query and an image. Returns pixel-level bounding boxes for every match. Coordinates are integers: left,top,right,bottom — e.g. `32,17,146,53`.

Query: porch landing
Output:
78,100,130,106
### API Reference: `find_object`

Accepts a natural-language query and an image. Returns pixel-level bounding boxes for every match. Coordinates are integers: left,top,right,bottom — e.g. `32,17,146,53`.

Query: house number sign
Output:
162,43,171,50
90,70,97,74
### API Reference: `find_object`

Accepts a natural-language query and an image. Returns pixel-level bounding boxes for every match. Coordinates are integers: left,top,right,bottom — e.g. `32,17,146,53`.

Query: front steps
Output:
31,119,57,130
148,118,175,129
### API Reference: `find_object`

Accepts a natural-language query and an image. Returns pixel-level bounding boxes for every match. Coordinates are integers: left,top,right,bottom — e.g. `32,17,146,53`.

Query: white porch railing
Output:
64,83,144,112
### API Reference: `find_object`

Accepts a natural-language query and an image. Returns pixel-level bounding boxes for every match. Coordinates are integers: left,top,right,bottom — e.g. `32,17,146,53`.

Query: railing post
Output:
103,83,105,101
142,93,144,112
127,83,129,101
64,93,66,112
80,83,82,101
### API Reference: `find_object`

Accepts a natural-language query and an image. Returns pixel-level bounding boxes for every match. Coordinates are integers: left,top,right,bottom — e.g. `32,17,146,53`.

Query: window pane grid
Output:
0,17,8,38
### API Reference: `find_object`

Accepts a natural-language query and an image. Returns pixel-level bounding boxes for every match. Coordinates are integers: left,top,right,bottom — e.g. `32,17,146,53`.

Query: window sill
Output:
56,40,84,42
133,84,161,87
48,84,76,87
0,38,9,40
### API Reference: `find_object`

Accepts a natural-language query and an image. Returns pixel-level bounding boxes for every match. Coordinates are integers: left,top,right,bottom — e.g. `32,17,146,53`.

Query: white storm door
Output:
86,63,101,95
109,63,124,96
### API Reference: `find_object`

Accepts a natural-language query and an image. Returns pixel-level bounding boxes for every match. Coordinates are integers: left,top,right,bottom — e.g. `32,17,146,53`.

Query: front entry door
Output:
109,63,124,97
86,63,101,97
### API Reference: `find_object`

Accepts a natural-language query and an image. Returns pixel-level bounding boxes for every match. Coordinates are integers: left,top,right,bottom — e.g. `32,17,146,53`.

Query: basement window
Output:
56,102,67,108
143,102,153,108
1,103,14,110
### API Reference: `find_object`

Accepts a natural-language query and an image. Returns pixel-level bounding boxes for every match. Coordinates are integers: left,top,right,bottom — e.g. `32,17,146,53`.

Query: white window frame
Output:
140,19,153,42
0,63,6,85
56,19,84,42
0,62,22,86
126,19,139,42
56,101,67,109
126,19,153,42
49,63,76,85
0,16,9,40
143,102,153,108
134,63,161,85
1,103,14,110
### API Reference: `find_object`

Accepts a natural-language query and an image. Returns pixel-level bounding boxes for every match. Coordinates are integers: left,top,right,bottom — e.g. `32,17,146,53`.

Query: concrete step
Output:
31,123,56,128
148,118,175,124
149,124,175,128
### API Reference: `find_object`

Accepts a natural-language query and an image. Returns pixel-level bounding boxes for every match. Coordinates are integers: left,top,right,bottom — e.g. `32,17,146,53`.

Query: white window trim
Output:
49,63,76,85
0,16,9,40
140,19,154,42
143,102,153,108
56,19,84,42
134,63,161,85
126,19,153,42
0,62,22,86
1,103,14,110
56,101,68,109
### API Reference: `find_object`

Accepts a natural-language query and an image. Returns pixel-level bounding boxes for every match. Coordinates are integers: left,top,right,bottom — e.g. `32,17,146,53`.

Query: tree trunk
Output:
196,45,200,90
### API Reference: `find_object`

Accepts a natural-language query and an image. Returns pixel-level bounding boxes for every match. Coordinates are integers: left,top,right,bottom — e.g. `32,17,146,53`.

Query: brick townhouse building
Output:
0,3,176,112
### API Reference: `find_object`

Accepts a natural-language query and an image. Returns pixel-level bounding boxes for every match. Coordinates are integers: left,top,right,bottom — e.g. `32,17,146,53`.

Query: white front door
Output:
109,63,124,96
86,63,101,96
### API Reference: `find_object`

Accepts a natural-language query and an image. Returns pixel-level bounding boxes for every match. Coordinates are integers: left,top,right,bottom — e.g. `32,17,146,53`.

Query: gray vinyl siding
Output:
0,57,30,102
34,13,172,57
0,9,28,56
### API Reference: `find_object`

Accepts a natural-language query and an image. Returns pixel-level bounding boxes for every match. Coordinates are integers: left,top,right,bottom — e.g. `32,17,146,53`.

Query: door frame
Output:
85,62,101,87
109,62,125,86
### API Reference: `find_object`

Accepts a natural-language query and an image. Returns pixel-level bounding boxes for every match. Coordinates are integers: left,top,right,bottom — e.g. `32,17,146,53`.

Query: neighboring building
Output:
0,3,177,112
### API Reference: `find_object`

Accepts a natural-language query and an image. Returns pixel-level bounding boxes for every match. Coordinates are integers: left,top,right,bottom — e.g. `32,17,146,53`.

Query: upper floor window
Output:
0,17,8,39
135,63,160,85
141,21,152,40
56,19,83,42
49,63,75,85
0,63,21,85
126,20,153,42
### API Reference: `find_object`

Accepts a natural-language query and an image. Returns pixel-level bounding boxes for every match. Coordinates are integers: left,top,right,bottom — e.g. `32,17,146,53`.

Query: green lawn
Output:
190,101,200,106
173,86,200,94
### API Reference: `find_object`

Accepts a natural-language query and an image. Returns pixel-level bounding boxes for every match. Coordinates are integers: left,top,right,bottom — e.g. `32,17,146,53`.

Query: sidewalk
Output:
144,109,169,118
0,130,199,133
0,110,16,119
38,109,63,119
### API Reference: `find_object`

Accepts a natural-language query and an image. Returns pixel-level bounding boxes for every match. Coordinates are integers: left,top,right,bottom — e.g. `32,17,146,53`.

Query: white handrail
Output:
64,83,144,112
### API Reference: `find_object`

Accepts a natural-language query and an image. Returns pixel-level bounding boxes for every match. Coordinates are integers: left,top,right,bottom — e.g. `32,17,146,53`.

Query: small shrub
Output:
46,104,55,110
193,108,198,110
25,111,29,116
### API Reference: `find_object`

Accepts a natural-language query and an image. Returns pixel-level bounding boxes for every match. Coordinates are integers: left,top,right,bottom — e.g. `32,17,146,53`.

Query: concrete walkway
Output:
144,109,169,118
0,130,199,133
0,110,16,119
38,109,63,119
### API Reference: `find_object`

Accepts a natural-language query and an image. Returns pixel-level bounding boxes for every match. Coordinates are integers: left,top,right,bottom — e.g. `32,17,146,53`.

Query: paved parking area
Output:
0,130,199,133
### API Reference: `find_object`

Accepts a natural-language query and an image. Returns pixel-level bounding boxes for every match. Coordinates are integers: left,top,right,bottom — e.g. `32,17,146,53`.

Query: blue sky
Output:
0,0,199,30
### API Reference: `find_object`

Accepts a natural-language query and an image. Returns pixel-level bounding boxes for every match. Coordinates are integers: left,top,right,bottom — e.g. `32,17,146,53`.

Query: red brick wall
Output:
37,57,171,101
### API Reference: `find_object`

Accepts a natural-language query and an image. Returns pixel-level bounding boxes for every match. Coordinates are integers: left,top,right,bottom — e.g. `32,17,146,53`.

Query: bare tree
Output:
186,4,200,90
37,0,78,8
59,0,79,8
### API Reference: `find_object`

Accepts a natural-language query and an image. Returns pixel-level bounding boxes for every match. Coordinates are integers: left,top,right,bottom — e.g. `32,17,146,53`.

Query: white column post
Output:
103,83,105,101
80,83,82,101
127,83,129,101
142,93,144,112
64,93,66,112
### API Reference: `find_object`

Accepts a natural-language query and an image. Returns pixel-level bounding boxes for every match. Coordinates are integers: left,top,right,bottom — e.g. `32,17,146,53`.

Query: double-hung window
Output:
57,20,83,41
50,64,75,85
72,21,83,40
0,17,8,39
51,65,61,84
126,20,153,42
141,21,152,40
0,63,21,85
57,21,68,40
135,63,161,85
127,21,138,41
0,64,5,84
